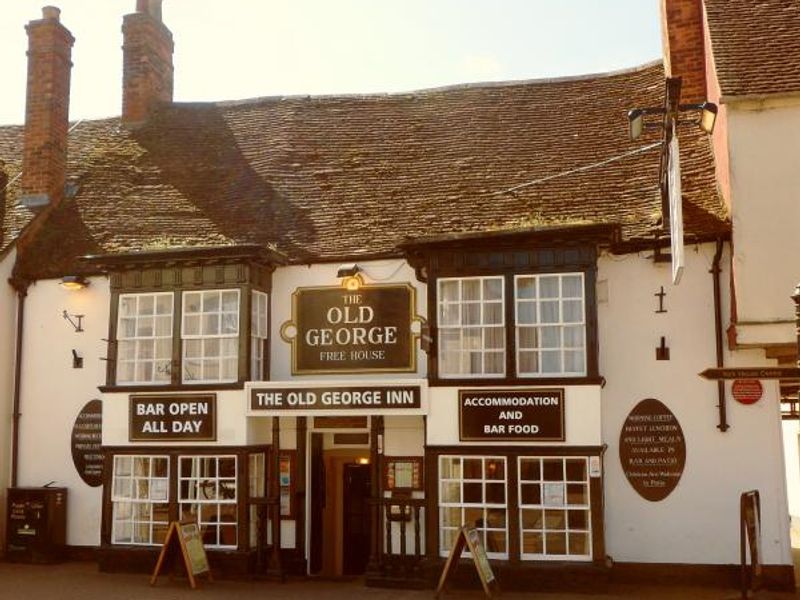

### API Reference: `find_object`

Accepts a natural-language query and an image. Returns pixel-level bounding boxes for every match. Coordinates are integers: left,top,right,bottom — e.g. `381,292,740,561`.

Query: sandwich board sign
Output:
150,521,212,589
435,524,497,599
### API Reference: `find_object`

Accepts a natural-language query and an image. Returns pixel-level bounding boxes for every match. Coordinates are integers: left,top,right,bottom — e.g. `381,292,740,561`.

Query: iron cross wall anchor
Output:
655,286,667,313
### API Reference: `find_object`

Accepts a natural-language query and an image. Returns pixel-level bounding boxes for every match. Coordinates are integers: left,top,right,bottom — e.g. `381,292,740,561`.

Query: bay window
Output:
435,272,590,381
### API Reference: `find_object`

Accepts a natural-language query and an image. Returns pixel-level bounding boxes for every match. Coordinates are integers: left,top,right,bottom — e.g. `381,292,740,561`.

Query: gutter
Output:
711,238,729,432
9,277,28,486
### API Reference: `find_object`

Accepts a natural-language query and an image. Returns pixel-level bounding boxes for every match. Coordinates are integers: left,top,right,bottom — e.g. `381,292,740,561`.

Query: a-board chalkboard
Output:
435,524,497,599
150,521,213,589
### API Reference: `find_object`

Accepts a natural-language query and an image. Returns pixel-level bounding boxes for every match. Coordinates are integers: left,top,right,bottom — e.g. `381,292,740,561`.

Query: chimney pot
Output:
42,6,61,21
136,0,162,21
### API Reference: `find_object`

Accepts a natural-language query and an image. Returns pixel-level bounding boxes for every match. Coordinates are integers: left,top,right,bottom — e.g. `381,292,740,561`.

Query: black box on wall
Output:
6,487,67,563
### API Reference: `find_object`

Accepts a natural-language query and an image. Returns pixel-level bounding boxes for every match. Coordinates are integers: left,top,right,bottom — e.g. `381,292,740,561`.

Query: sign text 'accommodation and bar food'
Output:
459,389,565,441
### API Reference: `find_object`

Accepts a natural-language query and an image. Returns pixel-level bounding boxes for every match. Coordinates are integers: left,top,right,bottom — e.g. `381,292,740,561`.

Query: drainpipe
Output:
10,278,29,486
711,238,729,432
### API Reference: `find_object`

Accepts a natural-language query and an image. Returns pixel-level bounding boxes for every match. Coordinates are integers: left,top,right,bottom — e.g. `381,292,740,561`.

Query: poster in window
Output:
543,482,565,507
279,451,295,518
384,456,423,491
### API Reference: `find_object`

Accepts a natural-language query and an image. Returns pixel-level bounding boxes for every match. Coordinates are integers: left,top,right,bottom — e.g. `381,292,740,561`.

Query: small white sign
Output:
668,134,684,285
589,456,602,478
543,482,565,506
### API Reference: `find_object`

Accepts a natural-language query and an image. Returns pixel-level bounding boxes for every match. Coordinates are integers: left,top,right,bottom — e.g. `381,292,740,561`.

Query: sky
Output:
0,0,662,125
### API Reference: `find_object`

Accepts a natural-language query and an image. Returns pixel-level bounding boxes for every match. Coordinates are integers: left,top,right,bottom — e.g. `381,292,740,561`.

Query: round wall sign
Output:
732,379,763,405
619,398,686,502
71,399,103,487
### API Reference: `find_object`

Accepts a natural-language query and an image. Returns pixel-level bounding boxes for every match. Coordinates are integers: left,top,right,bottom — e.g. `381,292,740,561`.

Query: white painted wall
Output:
727,100,800,346
599,244,790,566
17,276,109,547
0,249,19,552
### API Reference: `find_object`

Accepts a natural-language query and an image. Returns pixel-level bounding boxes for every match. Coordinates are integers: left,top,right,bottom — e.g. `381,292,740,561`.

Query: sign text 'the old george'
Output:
281,283,418,374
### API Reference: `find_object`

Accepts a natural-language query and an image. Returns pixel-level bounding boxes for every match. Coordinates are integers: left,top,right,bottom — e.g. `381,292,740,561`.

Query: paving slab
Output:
0,562,796,600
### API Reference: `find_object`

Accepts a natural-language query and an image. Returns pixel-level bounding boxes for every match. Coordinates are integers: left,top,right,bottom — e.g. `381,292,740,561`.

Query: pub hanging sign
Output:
280,281,420,374
129,394,216,441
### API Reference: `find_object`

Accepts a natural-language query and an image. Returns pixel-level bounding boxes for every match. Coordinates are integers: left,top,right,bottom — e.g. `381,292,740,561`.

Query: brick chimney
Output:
19,6,74,210
661,0,707,104
122,0,174,126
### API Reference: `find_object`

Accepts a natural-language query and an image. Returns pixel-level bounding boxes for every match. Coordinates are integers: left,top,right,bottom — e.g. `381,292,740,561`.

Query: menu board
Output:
619,398,686,502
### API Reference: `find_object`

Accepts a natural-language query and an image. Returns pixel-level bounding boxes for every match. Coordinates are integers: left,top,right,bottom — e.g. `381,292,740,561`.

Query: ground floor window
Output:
179,455,238,548
439,456,508,559
434,448,600,563
519,457,591,560
106,446,268,551
111,455,170,545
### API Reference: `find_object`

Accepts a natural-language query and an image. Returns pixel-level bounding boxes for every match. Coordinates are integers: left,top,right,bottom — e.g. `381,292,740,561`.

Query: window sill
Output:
99,382,245,393
428,376,604,387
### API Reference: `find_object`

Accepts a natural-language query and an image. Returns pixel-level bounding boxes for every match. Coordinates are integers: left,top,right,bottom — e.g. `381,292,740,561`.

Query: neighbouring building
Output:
662,0,800,540
0,0,796,591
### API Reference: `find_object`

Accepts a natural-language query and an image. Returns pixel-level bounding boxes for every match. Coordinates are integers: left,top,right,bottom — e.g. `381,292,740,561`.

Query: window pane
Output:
484,302,503,325
518,302,536,325
541,351,561,373
562,275,583,298
483,278,503,300
222,291,238,312
464,303,481,325
563,300,583,323
540,301,559,323
440,279,460,302
463,279,481,301
440,303,460,326
517,277,536,299
539,277,559,299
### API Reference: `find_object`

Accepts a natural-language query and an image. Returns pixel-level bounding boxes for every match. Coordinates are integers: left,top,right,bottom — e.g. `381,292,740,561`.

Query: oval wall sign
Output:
619,398,686,502
732,379,763,405
71,399,103,487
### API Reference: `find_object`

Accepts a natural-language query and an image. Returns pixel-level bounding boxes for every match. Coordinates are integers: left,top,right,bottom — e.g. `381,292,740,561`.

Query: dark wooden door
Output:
309,433,325,574
342,463,371,575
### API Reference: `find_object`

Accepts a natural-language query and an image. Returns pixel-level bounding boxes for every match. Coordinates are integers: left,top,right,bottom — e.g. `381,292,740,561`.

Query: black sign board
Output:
71,399,103,487
459,389,565,441
130,395,216,441
251,385,421,412
700,367,800,380
284,283,417,374
619,398,686,502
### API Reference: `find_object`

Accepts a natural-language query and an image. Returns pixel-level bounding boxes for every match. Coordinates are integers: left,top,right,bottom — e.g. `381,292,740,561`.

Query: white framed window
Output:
111,455,170,546
116,293,173,384
437,277,505,377
250,291,269,381
515,273,586,377
182,289,240,383
438,455,508,559
518,457,591,561
179,455,238,549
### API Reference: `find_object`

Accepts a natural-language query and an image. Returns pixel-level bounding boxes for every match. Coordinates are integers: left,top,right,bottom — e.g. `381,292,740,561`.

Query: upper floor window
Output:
113,287,267,388
438,276,505,378
436,272,588,381
117,293,173,385
250,291,269,381
182,290,240,383
515,274,586,377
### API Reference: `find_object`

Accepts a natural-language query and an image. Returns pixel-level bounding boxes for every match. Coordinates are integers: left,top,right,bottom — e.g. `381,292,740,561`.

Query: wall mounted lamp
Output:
336,263,361,278
627,101,718,141
60,275,90,290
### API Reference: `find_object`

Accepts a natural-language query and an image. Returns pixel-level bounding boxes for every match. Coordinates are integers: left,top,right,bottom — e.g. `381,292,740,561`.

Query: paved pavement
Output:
0,562,797,600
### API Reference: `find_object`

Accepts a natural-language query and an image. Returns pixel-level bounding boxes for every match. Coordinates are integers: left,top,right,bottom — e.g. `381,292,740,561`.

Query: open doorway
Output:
308,440,371,578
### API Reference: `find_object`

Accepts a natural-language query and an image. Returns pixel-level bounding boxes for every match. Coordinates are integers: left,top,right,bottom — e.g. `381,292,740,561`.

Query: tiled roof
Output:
1,61,728,279
705,0,800,98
